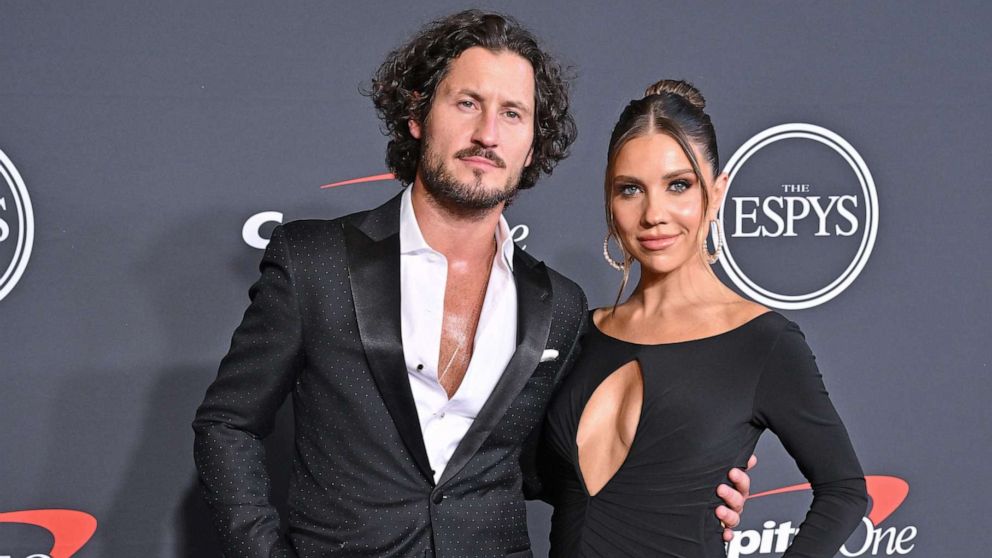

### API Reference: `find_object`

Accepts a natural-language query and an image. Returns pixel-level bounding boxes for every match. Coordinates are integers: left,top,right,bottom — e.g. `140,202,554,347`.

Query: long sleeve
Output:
192,225,304,558
521,289,588,502
752,321,868,558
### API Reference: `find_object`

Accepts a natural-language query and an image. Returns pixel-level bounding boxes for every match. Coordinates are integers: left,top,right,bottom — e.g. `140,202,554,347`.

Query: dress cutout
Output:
575,359,643,497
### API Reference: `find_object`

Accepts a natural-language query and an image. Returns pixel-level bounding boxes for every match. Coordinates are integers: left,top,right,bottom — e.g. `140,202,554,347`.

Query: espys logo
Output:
718,124,878,309
729,475,914,557
0,147,34,303
242,173,530,250
0,509,97,558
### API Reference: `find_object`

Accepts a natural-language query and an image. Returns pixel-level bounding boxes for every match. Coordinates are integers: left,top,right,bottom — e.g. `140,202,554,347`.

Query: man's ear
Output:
524,146,533,168
407,91,425,139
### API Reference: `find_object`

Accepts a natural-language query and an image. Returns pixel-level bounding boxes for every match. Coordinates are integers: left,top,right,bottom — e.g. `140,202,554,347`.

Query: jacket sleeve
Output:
521,285,588,502
752,321,868,558
192,225,304,558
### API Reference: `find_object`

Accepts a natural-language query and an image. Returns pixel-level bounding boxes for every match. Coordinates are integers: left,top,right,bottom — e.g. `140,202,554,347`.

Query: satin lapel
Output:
344,194,434,484
436,252,553,489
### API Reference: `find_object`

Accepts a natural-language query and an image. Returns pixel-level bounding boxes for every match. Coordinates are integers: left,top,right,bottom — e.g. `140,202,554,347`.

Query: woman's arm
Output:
752,321,868,557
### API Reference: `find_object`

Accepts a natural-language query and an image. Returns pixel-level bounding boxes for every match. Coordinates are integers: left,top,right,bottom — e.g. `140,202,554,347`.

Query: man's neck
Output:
410,181,504,262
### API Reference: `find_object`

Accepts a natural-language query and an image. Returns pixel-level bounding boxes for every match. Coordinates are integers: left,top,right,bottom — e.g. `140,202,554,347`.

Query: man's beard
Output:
418,140,522,214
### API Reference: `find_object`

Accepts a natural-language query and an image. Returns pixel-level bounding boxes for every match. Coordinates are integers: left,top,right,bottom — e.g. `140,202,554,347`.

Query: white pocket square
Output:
540,349,559,363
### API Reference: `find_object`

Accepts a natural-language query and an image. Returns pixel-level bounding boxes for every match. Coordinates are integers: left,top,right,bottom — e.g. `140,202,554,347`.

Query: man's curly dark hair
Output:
369,9,577,190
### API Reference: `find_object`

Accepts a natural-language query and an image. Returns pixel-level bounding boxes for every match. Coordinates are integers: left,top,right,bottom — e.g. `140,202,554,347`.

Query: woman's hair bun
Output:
644,79,706,111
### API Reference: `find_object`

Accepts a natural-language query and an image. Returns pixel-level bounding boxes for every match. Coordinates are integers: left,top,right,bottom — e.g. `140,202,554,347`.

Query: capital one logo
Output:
0,147,34,303
242,173,531,250
718,124,878,309
729,475,915,557
0,509,96,558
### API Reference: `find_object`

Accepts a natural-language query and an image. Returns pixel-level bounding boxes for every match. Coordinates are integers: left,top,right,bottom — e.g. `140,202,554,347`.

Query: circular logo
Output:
0,147,34,302
718,124,878,309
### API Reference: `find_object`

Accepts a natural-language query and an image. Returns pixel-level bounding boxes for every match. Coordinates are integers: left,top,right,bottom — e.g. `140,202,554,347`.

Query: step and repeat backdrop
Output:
1,2,989,557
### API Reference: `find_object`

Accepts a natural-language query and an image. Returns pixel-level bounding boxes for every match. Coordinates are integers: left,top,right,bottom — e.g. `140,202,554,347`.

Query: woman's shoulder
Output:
737,305,802,347
728,300,776,325
704,301,809,356
715,299,792,339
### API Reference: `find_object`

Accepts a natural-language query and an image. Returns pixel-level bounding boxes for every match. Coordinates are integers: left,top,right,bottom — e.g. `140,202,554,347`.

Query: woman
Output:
542,80,868,557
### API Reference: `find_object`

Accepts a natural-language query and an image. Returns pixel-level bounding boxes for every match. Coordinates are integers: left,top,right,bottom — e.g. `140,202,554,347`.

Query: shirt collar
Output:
399,186,515,271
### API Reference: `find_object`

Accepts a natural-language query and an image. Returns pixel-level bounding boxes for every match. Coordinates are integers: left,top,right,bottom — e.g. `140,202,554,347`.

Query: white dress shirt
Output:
399,187,518,483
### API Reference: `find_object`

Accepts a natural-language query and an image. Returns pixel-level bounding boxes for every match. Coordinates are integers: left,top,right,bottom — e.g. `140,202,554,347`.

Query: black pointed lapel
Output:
436,250,553,488
345,193,434,484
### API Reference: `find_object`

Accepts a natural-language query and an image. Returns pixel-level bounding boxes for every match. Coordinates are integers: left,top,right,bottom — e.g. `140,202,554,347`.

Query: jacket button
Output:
432,492,444,505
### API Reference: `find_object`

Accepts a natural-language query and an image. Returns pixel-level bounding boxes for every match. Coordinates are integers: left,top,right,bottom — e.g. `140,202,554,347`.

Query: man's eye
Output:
458,100,475,109
505,110,520,119
669,180,690,193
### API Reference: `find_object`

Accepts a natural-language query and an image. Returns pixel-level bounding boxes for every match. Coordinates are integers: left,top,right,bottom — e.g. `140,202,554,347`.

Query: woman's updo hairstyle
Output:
604,79,720,299
635,79,718,172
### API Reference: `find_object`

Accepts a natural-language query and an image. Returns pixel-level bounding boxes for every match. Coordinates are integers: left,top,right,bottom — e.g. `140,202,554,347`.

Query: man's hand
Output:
715,454,757,542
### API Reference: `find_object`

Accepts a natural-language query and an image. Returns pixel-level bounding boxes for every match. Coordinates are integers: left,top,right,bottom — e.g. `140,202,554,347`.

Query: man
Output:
193,10,750,557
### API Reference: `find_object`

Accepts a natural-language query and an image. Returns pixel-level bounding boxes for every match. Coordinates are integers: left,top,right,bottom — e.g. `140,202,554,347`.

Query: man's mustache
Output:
454,147,506,169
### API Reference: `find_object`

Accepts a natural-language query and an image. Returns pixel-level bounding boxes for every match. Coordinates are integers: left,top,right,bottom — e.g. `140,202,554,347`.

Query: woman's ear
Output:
709,172,729,220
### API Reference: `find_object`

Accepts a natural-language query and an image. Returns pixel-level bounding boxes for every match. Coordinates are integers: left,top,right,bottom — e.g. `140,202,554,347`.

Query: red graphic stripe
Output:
320,173,396,189
863,475,910,526
748,482,811,499
749,475,909,526
0,509,97,558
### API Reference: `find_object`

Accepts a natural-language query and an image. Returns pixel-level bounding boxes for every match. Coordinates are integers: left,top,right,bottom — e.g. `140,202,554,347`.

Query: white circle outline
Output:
718,123,878,310
724,131,870,300
0,148,34,302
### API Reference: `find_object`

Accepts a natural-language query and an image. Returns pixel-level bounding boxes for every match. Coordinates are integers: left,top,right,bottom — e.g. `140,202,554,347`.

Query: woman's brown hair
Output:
604,79,720,306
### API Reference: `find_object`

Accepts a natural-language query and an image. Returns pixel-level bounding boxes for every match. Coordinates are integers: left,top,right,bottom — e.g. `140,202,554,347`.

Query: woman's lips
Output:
637,234,679,250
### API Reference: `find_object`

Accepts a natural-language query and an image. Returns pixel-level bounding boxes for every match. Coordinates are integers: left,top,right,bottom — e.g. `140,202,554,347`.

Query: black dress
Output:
542,311,867,557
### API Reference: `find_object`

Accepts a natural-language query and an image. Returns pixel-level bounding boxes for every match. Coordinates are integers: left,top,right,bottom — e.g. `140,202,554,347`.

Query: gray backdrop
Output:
1,1,989,557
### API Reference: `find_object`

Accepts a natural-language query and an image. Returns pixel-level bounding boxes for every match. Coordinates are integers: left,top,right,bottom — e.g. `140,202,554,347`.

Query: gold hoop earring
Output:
702,219,722,264
603,232,626,271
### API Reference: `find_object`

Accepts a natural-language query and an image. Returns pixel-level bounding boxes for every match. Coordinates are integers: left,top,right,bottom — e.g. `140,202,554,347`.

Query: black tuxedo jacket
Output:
193,193,588,557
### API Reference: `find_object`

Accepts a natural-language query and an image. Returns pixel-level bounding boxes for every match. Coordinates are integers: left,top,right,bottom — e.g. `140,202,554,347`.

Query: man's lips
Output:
637,234,680,250
459,155,500,169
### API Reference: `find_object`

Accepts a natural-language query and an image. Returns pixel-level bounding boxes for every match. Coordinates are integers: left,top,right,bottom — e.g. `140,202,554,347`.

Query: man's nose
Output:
472,109,499,147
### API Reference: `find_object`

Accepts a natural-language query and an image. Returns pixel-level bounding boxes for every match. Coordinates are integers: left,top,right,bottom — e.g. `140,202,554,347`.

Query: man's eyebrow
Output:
452,88,483,101
502,99,532,114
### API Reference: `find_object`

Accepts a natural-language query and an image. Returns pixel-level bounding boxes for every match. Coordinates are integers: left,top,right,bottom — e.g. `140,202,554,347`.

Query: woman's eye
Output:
668,180,690,193
618,184,641,196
